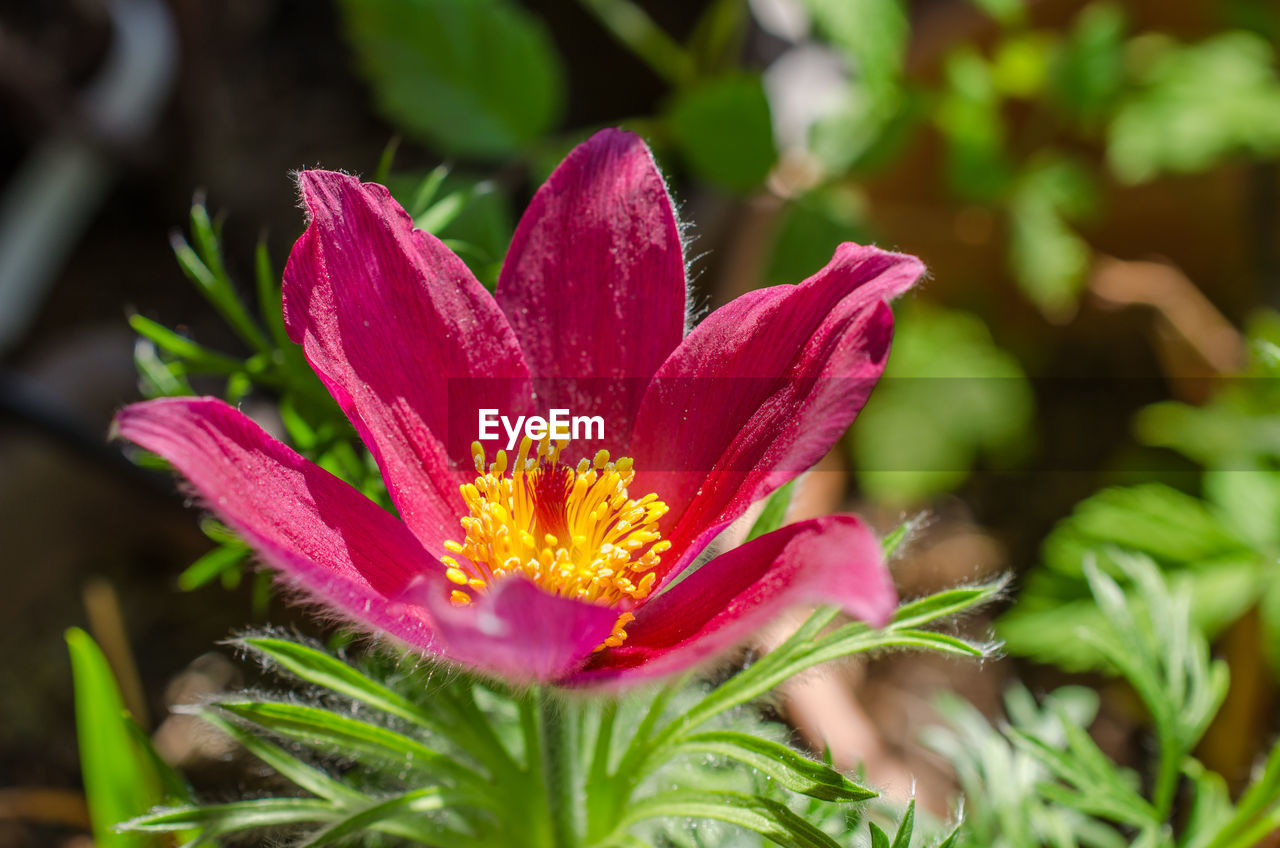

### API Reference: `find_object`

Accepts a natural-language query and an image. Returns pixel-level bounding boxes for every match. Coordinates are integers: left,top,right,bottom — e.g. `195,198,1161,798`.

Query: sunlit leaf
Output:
891,579,1008,630
667,731,875,802
67,628,169,848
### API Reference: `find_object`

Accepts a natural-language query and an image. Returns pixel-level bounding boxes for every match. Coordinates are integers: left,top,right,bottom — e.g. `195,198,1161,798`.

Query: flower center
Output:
443,437,671,650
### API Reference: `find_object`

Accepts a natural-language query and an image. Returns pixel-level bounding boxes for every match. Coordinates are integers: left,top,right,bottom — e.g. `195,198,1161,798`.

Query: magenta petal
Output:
284,170,532,557
496,129,685,430
630,243,923,582
113,397,442,651
407,576,620,683
569,515,894,685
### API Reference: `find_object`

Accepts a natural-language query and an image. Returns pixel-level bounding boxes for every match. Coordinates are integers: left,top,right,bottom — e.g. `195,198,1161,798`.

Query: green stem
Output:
574,0,694,87
437,683,522,779
1214,807,1280,848
585,701,617,843
1151,722,1181,822
538,690,577,848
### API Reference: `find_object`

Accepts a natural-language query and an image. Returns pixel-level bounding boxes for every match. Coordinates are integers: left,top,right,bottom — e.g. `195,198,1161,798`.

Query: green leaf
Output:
934,820,964,848
890,799,916,848
1043,484,1253,575
239,637,434,729
1136,317,1280,471
133,339,194,398
669,731,876,802
123,798,336,835
891,578,1008,629
177,543,248,591
213,700,489,791
620,791,844,848
808,84,922,176
817,628,989,659
990,34,1052,99
173,204,270,355
1205,736,1280,848
1007,156,1097,317
1204,469,1280,554
388,170,513,287
577,0,694,86
254,240,294,356
657,601,994,748
127,316,246,375
67,627,167,848
1108,32,1280,183
1075,555,1232,817
338,0,564,158
745,480,795,543
880,517,917,558
1049,3,1127,122
1181,760,1233,847
198,712,362,804
668,74,777,192
935,48,1013,202
870,822,891,848
1008,203,1088,319
1000,480,1266,671
1010,717,1155,828
296,787,481,848
924,686,1120,848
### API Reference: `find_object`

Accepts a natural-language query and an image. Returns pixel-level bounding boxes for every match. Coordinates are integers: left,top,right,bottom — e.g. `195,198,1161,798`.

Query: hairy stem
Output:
538,690,578,848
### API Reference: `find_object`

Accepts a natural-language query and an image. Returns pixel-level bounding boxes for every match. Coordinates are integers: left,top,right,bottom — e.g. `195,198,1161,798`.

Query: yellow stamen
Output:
444,440,670,649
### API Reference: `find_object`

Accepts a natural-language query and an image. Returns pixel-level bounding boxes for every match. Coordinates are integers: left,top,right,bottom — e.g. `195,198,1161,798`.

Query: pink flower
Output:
115,129,922,685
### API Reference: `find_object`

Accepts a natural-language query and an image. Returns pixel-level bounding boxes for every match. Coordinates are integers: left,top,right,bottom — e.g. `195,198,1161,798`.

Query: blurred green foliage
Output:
1137,312,1280,470
1108,32,1280,184
1001,316,1280,674
853,302,1033,504
935,558,1280,848
337,0,565,158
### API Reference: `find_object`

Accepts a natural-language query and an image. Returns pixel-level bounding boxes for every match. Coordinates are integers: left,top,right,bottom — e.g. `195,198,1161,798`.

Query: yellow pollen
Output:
444,439,670,649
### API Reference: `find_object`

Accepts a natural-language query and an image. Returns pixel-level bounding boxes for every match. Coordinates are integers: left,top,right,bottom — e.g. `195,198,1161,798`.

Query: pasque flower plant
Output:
115,128,923,685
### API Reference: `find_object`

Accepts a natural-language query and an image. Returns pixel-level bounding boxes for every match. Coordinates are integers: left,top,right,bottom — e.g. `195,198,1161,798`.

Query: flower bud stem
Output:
537,688,578,848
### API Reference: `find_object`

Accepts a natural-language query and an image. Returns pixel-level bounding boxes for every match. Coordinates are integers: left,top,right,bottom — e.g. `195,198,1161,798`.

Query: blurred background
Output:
3,0,1280,844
